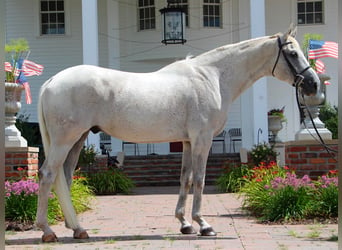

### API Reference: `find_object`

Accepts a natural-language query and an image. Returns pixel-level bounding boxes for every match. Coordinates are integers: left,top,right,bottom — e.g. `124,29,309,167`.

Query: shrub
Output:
319,103,338,139
250,143,277,166
216,163,250,193
86,169,135,195
78,145,98,167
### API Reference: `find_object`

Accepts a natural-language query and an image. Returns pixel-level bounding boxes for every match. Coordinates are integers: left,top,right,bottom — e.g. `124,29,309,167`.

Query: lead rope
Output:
295,82,338,161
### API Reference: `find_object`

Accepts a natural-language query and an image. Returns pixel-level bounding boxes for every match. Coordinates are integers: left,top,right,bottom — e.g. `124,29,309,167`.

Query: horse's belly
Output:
107,123,188,143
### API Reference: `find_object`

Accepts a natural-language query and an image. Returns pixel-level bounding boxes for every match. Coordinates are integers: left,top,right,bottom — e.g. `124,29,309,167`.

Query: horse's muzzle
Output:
300,68,320,96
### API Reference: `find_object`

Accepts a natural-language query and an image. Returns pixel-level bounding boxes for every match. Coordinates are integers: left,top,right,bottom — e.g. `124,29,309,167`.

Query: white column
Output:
241,0,268,149
82,0,100,153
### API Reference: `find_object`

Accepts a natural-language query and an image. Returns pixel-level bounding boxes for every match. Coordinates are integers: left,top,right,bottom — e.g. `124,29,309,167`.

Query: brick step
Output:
121,153,240,186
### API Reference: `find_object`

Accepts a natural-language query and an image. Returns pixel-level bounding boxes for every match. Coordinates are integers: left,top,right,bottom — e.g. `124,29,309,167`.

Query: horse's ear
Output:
284,23,297,40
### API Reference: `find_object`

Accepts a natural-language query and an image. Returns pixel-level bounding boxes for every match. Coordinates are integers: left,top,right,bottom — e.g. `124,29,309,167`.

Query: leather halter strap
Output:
272,36,310,87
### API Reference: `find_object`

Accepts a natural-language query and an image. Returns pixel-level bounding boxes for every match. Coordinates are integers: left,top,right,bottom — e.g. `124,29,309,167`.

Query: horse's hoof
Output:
200,227,217,236
42,233,58,243
73,230,89,239
180,225,197,234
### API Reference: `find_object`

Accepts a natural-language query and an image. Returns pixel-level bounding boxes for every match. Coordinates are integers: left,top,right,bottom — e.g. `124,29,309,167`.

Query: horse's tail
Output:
38,80,51,158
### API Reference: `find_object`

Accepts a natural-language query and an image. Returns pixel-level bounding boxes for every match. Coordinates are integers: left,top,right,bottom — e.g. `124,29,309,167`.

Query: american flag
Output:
314,59,331,85
4,60,44,76
308,40,338,59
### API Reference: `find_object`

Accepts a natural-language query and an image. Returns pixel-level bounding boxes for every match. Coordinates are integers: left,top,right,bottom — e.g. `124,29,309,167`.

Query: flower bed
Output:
5,170,94,231
216,160,338,222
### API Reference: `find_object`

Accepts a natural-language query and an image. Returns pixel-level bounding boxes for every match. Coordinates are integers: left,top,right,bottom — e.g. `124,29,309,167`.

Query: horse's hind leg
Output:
36,145,72,242
62,132,89,239
175,141,196,234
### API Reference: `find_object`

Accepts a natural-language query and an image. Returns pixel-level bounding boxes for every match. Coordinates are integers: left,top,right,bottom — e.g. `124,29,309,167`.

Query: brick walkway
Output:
5,186,338,249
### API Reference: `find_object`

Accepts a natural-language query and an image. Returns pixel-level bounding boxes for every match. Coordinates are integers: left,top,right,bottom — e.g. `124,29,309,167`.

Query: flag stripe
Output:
23,82,32,104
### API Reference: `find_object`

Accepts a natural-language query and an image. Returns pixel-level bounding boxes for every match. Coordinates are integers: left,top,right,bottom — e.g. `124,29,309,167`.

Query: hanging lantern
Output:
160,1,186,45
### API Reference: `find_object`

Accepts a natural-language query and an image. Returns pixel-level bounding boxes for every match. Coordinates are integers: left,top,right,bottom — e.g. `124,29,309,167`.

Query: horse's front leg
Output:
175,141,196,234
191,136,217,236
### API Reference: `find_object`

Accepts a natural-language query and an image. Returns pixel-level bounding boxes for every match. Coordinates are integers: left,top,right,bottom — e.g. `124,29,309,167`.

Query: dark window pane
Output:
144,0,148,6
57,1,64,11
145,8,149,18
203,16,208,26
214,17,220,27
306,2,313,12
297,2,305,13
41,1,48,11
57,13,64,23
41,13,48,23
50,13,57,22
41,24,48,34
306,13,313,23
214,5,219,15
50,24,57,34
315,13,322,23
140,9,144,18
139,0,143,7
151,8,155,18
298,14,305,24
209,16,214,26
145,20,150,29
203,5,208,15
209,5,214,15
315,2,322,11
49,1,56,11
57,24,65,33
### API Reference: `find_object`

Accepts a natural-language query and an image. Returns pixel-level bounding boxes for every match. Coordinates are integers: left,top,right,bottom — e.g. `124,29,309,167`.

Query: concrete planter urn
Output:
5,82,27,147
295,73,332,140
268,115,283,143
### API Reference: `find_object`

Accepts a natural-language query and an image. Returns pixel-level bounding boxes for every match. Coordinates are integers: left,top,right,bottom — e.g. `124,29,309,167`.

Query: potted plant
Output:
268,106,286,142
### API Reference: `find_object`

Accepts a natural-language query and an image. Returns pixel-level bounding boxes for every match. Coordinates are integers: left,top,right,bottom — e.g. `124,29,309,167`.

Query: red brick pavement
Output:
5,186,338,249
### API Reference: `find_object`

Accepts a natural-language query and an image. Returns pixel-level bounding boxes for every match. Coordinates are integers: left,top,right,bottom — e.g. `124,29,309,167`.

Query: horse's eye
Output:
290,51,298,58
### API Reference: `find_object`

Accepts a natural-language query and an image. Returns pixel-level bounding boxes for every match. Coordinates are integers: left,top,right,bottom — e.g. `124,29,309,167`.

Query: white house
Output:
5,0,338,155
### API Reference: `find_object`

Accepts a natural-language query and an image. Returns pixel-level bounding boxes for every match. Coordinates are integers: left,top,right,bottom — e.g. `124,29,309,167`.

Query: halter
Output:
271,36,311,87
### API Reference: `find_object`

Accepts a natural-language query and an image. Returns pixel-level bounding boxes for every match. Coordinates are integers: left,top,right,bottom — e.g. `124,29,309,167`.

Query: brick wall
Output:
78,155,109,174
5,147,39,180
285,140,338,179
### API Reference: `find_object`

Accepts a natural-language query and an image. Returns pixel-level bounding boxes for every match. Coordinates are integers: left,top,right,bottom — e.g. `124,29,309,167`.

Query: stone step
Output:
121,153,240,186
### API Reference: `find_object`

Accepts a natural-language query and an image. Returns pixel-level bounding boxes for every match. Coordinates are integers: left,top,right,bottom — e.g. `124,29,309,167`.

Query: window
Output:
203,0,221,28
297,0,324,25
138,0,156,30
169,0,189,27
40,0,65,35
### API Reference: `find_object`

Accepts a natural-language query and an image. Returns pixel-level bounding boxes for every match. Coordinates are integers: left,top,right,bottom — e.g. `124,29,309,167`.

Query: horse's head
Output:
271,25,320,96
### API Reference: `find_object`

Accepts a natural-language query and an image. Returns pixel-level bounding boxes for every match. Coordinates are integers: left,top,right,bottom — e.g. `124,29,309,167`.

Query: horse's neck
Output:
195,36,278,100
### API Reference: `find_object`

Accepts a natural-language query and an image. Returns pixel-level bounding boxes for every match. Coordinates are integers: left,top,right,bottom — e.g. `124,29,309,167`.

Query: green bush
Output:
250,142,277,167
5,174,94,225
319,103,338,139
86,169,135,195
